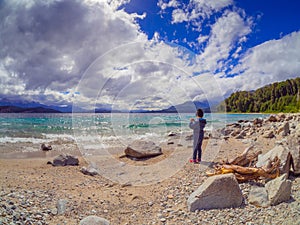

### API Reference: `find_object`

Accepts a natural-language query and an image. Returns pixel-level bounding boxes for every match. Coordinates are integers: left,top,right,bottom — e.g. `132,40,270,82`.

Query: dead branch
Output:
207,156,280,183
227,145,262,167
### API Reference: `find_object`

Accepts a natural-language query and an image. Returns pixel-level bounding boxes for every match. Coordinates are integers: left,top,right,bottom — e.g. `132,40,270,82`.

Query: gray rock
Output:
281,122,290,136
253,118,263,126
265,174,291,206
256,145,292,174
80,165,99,176
56,199,67,215
268,115,278,122
248,186,269,207
124,140,162,159
41,143,52,151
187,174,243,211
168,131,177,137
79,216,110,225
185,135,193,141
52,154,79,166
287,133,300,175
263,130,275,138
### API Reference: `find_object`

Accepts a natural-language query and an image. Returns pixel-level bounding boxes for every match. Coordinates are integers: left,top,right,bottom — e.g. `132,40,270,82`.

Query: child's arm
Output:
189,118,197,129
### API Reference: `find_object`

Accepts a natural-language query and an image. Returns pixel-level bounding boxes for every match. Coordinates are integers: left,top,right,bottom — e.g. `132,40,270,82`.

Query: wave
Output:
125,121,184,129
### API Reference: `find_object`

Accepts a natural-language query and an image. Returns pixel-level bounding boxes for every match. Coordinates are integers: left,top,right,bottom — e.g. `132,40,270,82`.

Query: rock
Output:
265,174,292,206
263,130,275,138
185,135,193,141
80,165,99,176
187,174,243,211
248,186,269,207
52,154,79,166
277,122,290,136
168,131,177,137
79,216,110,225
41,143,52,151
235,130,246,139
124,140,162,159
268,115,278,122
277,113,286,121
287,133,300,175
56,199,67,215
256,145,292,175
253,118,263,126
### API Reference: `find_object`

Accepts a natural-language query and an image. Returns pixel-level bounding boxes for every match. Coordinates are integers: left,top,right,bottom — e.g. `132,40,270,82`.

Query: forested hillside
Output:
219,77,300,113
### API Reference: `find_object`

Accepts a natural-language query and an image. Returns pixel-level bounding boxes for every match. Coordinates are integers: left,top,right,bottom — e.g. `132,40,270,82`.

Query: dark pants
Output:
193,132,204,160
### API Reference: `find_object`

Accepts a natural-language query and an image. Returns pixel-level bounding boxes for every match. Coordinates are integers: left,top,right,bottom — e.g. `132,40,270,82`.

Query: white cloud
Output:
229,31,300,90
195,10,252,73
170,0,233,24
158,0,179,11
172,8,188,23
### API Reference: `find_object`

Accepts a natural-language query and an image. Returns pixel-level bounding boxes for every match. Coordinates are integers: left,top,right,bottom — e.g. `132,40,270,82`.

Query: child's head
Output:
196,108,204,118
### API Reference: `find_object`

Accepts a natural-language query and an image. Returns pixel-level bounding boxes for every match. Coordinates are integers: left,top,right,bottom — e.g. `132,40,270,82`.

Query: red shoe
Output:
196,159,201,163
189,159,196,163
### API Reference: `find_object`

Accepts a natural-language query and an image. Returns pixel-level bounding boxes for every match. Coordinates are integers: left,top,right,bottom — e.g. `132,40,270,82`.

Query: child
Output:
189,108,206,163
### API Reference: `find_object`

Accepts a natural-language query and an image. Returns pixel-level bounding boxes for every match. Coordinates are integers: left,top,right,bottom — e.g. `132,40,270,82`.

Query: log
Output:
207,156,280,182
227,145,262,167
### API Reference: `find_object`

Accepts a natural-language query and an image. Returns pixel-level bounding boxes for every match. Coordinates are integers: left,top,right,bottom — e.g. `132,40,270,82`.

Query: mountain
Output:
0,106,61,113
219,77,300,113
138,100,211,113
0,98,87,113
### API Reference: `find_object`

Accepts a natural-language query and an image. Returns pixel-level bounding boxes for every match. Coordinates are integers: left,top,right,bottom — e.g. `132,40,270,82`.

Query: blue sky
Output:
0,0,300,110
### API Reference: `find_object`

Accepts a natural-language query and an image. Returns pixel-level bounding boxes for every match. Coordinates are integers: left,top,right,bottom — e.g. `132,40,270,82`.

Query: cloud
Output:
0,0,144,100
195,10,252,73
168,0,233,25
229,31,300,89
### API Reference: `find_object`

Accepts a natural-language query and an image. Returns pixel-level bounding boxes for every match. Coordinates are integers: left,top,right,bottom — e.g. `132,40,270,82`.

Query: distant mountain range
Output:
134,100,211,113
0,98,74,113
0,106,61,113
0,98,211,113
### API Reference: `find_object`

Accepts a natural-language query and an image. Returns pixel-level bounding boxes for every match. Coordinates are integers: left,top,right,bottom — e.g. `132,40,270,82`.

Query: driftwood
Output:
227,145,262,167
208,146,280,182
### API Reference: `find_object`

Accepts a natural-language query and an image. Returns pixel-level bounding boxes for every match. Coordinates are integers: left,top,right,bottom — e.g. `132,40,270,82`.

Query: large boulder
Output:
265,174,292,206
256,145,292,174
79,216,110,225
248,174,292,207
187,174,243,212
248,186,269,207
287,133,300,175
52,154,79,166
124,140,162,159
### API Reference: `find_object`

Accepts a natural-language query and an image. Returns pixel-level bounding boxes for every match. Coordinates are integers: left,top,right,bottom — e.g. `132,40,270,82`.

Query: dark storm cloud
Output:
0,0,139,92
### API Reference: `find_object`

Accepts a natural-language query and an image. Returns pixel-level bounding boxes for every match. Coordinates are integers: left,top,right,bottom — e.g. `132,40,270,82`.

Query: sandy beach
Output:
1,114,300,225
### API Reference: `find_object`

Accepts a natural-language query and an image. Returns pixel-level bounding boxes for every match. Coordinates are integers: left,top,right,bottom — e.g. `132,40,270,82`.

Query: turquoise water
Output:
0,113,269,145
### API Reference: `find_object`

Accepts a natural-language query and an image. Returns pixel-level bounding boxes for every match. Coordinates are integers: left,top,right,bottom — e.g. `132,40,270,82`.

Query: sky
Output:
0,0,300,111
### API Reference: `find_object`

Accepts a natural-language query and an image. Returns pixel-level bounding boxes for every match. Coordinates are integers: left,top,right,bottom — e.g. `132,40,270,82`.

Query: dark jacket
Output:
189,118,206,147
